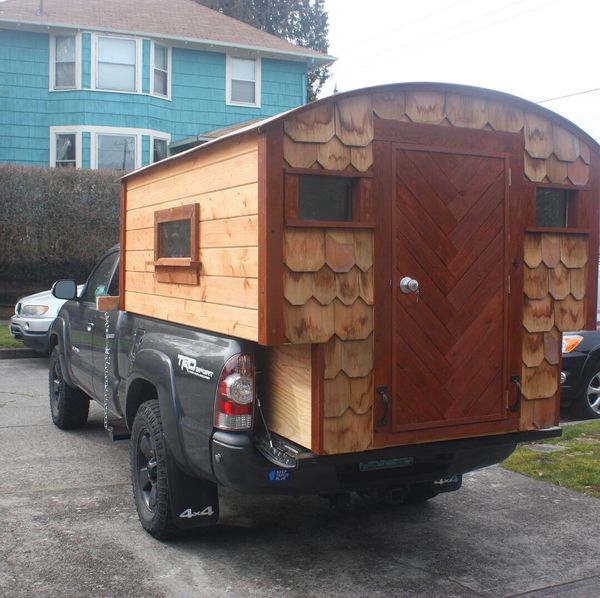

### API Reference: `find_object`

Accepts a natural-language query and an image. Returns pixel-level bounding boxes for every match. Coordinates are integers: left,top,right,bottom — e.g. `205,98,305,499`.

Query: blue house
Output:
0,0,332,169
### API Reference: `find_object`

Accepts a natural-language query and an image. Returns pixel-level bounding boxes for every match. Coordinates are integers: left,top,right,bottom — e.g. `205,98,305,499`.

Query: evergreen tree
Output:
196,0,330,100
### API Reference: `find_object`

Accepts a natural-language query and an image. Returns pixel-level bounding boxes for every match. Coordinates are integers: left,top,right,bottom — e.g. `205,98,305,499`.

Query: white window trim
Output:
49,33,82,91
151,135,170,163
226,53,261,108
49,128,82,168
90,33,142,94
150,42,172,100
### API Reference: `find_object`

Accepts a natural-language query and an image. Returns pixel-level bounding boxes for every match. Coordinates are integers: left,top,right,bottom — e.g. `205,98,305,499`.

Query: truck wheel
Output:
49,346,90,430
131,400,178,540
576,368,600,419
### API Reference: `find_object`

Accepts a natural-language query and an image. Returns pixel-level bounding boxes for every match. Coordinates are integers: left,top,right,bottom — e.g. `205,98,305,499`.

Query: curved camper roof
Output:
123,81,600,182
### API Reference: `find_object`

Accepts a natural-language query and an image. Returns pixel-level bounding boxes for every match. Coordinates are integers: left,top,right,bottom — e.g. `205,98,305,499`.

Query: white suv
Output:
9,286,82,353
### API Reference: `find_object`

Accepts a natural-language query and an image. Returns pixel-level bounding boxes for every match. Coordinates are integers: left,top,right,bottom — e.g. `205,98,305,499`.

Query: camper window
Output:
284,171,375,228
535,188,569,227
153,203,199,266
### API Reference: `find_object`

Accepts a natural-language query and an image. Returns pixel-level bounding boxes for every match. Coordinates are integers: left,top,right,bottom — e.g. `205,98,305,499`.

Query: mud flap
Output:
166,447,219,529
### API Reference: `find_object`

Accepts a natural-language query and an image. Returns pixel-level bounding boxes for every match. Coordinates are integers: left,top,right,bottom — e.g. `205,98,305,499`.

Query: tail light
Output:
214,353,255,430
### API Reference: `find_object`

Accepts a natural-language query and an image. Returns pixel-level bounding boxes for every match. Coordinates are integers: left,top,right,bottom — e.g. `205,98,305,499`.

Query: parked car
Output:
560,285,600,419
9,286,82,353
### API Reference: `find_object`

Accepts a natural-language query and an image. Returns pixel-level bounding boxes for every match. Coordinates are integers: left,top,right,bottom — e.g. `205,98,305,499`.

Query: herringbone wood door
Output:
391,146,508,432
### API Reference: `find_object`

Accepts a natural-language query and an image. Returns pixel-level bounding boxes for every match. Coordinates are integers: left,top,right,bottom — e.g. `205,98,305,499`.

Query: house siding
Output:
0,27,309,167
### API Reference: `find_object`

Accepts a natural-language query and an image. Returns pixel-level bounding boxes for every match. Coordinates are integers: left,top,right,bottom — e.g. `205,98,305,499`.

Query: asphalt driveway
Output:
1,357,599,597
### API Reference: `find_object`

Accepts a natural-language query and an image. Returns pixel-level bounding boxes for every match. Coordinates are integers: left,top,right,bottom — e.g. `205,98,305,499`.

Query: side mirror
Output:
52,279,78,300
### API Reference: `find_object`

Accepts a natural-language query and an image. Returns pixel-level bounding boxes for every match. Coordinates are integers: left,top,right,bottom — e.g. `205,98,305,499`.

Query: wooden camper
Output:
120,82,600,456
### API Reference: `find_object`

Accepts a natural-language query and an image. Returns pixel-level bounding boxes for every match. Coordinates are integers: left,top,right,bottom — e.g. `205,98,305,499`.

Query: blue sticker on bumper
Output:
268,469,290,483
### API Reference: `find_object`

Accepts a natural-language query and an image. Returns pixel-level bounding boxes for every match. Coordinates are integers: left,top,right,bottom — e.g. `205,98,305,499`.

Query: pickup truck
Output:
49,246,555,540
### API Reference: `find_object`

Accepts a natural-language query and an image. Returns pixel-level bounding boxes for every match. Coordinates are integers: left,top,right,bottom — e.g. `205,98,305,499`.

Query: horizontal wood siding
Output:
124,137,260,340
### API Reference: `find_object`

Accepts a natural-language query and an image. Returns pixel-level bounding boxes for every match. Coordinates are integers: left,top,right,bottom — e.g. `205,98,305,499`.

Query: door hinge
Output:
507,275,511,294
508,167,512,187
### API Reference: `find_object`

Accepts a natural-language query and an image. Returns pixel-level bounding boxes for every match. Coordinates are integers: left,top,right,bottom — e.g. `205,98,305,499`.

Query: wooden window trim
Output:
151,203,200,284
284,171,376,229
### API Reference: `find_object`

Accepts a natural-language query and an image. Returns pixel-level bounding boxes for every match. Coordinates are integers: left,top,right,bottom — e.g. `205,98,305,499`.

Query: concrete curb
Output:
0,348,45,360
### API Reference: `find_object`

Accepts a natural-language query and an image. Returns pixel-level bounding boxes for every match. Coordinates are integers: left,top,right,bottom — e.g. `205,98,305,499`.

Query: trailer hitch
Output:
509,375,521,412
376,386,390,428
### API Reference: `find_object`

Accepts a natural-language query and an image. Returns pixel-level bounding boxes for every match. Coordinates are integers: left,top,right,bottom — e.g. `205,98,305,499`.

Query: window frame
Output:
284,169,375,228
91,33,142,93
527,182,590,233
94,132,138,171
49,33,82,91
152,204,200,284
49,128,82,168
226,54,261,107
150,42,171,99
151,136,169,163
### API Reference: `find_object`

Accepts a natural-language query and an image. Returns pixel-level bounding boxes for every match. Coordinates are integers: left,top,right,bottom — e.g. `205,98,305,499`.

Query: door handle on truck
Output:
376,386,390,428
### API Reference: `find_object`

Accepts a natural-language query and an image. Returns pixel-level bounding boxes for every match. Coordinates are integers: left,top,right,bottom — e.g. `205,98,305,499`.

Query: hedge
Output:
0,165,121,284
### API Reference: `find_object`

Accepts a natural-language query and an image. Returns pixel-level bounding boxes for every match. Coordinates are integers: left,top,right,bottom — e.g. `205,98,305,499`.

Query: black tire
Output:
575,367,600,420
49,346,90,430
130,400,179,540
404,482,440,504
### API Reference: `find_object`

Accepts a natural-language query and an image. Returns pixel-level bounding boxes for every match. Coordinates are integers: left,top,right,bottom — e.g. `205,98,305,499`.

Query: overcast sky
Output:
322,0,600,141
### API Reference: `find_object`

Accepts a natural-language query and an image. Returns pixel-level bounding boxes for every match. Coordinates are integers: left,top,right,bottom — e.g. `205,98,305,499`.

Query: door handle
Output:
400,277,419,294
86,322,95,332
376,386,390,427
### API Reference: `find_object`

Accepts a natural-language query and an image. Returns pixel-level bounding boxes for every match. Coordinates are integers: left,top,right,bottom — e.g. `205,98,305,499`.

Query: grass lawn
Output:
503,420,600,498
0,325,24,349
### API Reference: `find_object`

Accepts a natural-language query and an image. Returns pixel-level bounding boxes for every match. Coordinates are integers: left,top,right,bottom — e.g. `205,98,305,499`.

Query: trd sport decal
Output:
177,354,214,380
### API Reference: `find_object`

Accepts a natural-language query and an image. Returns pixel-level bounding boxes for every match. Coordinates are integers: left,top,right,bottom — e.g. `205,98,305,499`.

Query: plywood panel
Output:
126,183,258,230
283,135,318,168
554,295,585,331
284,229,326,272
487,101,524,133
522,361,558,400
199,247,258,278
323,408,372,454
405,91,445,124
263,344,313,450
125,271,258,309
445,94,488,129
316,136,351,170
524,113,553,159
126,137,258,191
127,148,258,210
523,296,554,333
334,95,374,147
201,215,259,248
560,235,588,268
284,104,336,143
373,91,406,120
523,264,548,299
552,126,580,162
283,298,334,343
126,291,258,340
522,331,544,367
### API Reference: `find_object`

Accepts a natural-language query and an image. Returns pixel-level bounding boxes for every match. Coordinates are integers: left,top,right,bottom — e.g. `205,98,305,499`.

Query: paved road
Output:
1,358,600,598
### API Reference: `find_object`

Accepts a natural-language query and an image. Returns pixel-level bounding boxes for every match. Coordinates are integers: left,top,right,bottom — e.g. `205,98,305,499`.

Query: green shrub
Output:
0,165,120,285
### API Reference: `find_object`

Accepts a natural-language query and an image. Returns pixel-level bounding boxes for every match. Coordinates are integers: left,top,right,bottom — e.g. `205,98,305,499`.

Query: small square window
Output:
227,56,260,106
298,176,353,222
535,188,569,227
153,204,199,284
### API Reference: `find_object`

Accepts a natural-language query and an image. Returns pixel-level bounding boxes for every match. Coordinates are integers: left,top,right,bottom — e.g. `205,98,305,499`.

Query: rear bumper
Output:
210,427,561,495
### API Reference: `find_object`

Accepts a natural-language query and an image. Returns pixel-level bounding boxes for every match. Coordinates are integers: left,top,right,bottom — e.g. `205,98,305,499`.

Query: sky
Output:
322,0,600,141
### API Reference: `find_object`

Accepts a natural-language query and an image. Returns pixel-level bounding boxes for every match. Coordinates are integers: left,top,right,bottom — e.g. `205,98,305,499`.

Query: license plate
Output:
359,457,414,471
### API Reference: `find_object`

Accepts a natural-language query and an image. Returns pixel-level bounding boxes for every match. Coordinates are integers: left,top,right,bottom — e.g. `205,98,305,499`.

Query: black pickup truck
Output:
49,247,555,539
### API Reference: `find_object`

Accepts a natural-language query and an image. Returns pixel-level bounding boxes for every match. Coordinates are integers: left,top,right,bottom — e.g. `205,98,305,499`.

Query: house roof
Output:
0,0,334,64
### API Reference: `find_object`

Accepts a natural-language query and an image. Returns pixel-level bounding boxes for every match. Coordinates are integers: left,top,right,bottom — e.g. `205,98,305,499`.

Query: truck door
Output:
69,251,119,398
390,143,513,435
